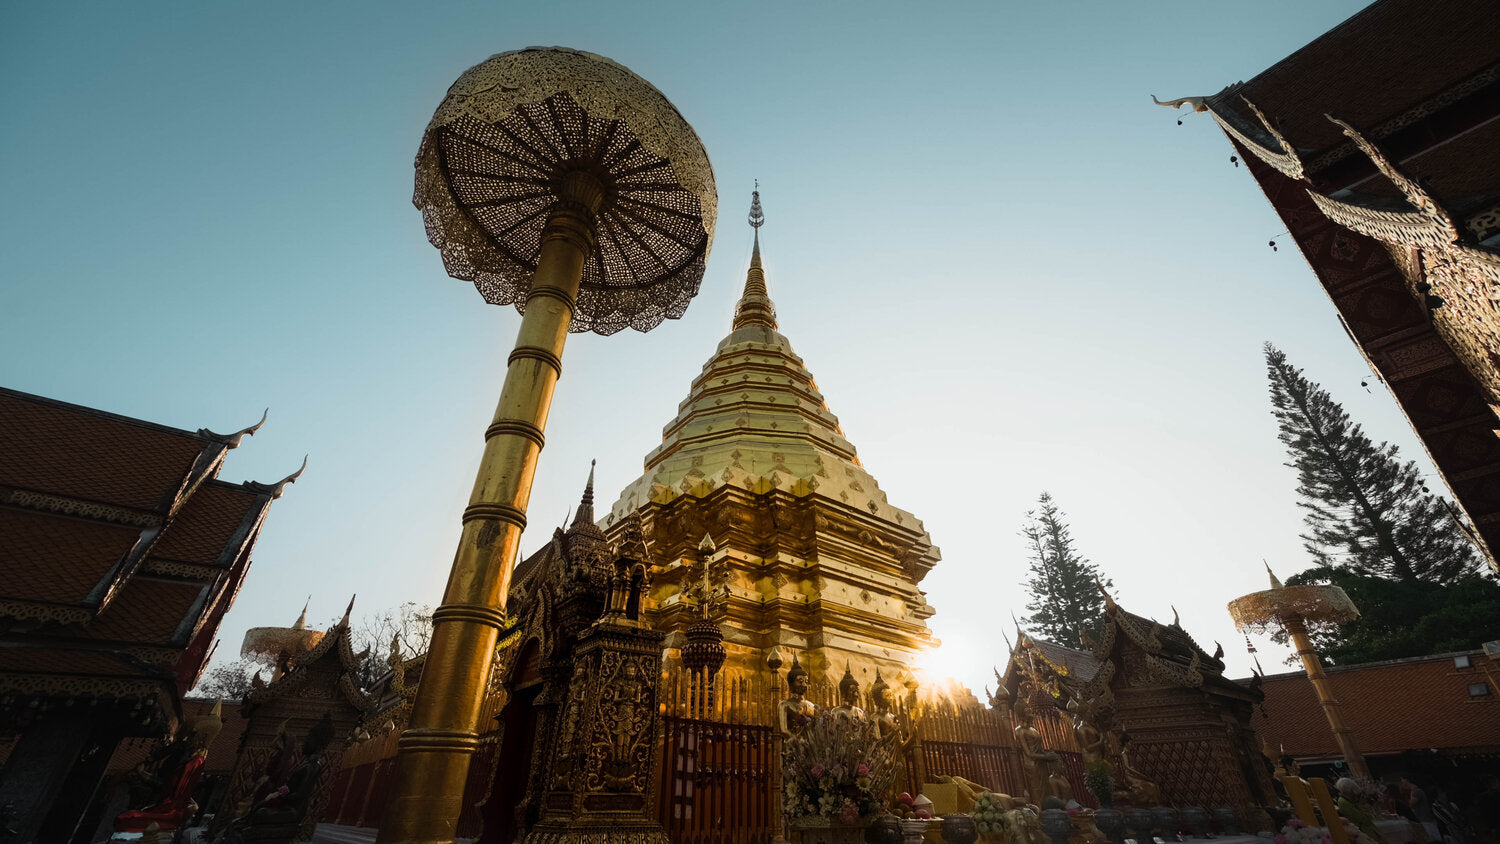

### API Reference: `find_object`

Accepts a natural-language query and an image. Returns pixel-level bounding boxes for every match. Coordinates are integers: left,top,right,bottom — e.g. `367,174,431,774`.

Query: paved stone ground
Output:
311,822,476,843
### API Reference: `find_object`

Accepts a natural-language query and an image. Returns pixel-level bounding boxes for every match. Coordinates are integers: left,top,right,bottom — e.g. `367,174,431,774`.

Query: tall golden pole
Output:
379,174,602,842
1229,566,1368,783
1284,616,1369,780
384,47,716,841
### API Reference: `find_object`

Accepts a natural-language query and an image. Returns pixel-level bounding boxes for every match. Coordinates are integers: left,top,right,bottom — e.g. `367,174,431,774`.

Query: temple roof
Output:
1207,0,1500,193
0,388,294,731
1180,0,1500,562
604,194,939,573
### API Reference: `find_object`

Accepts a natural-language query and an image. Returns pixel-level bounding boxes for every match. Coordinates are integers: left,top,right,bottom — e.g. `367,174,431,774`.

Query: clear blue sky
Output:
5,0,1418,693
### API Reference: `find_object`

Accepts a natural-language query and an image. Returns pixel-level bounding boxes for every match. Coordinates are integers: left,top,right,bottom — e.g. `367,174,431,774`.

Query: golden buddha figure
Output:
830,665,866,725
778,656,817,737
1013,695,1070,804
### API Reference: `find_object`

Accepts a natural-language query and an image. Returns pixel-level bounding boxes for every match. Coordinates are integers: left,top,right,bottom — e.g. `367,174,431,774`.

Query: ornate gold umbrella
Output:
381,48,715,842
1228,566,1368,779
240,600,323,680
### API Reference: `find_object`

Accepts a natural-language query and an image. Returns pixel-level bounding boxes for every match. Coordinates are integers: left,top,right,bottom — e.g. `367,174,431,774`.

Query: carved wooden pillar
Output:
525,609,668,844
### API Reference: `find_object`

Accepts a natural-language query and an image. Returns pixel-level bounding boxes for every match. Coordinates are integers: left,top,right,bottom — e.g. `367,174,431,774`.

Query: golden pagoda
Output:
601,189,941,688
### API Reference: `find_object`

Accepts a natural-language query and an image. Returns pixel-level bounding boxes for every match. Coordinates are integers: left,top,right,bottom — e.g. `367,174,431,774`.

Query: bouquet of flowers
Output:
783,712,896,824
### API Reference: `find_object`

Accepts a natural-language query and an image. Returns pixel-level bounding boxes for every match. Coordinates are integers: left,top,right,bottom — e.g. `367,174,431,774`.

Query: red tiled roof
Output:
151,482,262,565
0,647,141,678
1249,652,1500,759
0,389,214,512
1232,0,1500,156
79,579,208,645
0,508,139,604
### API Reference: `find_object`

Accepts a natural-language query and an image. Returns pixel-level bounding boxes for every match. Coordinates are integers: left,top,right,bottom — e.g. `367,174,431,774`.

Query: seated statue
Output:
777,657,817,736
114,701,223,833
236,713,337,844
1109,731,1161,807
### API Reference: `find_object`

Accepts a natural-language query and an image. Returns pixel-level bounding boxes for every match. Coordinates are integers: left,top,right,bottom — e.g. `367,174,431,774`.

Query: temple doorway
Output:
481,639,543,844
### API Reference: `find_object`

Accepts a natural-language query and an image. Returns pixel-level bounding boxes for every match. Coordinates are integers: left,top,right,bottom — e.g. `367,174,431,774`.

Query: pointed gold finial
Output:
733,184,777,331
1265,561,1284,589
293,597,310,630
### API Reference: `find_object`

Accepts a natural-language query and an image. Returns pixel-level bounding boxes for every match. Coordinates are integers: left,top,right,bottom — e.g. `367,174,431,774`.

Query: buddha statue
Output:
777,656,817,736
1012,695,1070,805
830,665,866,724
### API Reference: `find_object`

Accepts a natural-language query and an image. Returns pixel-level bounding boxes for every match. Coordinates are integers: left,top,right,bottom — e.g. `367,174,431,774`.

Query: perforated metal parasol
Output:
1228,581,1359,635
414,47,718,335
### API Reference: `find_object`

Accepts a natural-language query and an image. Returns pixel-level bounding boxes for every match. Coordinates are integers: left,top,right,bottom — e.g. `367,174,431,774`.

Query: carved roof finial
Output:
244,455,307,499
1171,605,1181,627
1096,577,1117,610
200,408,268,448
339,594,356,628
1152,94,1208,113
293,596,310,630
733,185,777,331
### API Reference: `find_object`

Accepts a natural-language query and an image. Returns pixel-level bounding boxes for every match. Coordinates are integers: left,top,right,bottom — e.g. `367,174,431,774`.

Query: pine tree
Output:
1021,492,1113,650
1264,343,1482,582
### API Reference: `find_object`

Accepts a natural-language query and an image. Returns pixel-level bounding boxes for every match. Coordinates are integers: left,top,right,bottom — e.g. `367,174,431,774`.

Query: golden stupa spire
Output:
732,183,778,331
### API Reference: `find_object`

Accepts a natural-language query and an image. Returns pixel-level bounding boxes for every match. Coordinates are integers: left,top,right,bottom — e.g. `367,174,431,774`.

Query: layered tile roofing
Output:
0,387,293,731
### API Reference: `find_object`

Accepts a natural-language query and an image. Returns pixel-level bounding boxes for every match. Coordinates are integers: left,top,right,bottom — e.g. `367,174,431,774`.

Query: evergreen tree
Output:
1287,565,1500,665
1021,492,1112,650
1264,343,1482,583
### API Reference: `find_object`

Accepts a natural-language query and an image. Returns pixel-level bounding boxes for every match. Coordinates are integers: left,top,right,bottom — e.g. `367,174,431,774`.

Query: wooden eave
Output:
1231,139,1500,556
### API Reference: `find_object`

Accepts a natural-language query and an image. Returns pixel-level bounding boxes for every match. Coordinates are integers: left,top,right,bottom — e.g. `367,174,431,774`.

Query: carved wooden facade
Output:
1004,600,1275,811
221,608,375,838
1171,0,1500,564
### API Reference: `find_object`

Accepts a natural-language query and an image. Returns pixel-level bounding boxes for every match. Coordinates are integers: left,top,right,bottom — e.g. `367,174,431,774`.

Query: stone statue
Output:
232,713,337,844
777,656,817,736
1012,695,1071,804
114,701,224,834
830,664,866,724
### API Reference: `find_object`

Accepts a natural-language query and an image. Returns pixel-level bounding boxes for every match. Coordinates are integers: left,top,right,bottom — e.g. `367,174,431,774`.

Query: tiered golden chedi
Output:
602,192,940,687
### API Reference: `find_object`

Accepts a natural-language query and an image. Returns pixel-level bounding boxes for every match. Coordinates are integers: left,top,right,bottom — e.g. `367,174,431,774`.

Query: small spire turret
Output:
733,184,778,331
570,459,597,531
